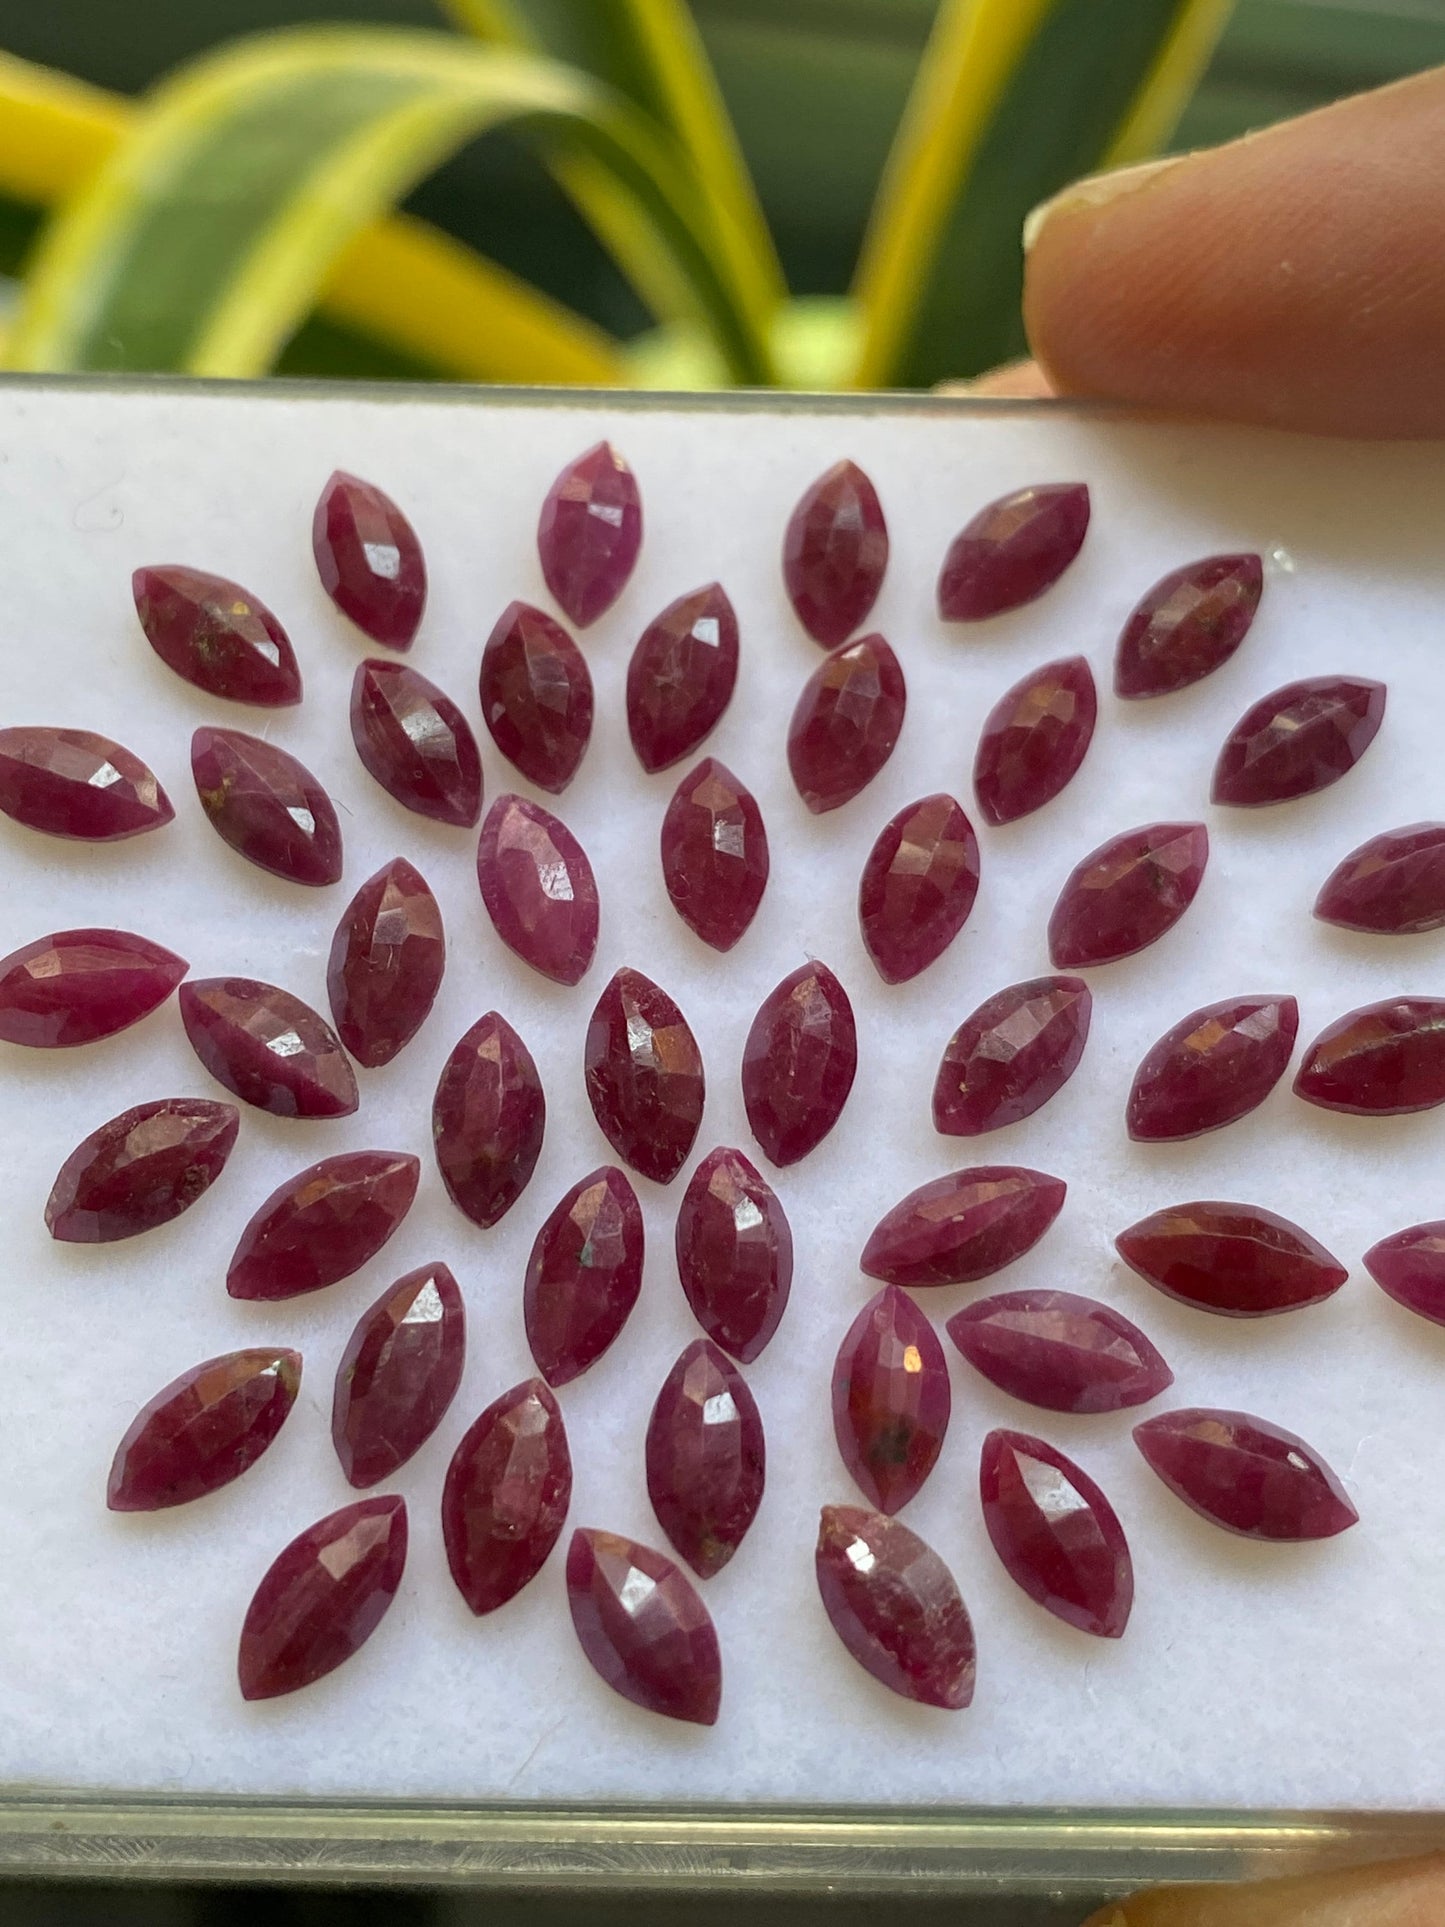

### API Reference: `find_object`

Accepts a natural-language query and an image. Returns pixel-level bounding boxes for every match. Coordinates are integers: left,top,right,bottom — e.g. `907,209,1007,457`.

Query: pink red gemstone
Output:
815,1505,975,1710
477,793,599,985
1127,995,1299,1141
741,961,857,1166
107,1348,301,1511
566,1527,721,1725
933,976,1091,1136
1364,1224,1445,1327
0,726,173,842
947,1289,1172,1414
782,459,889,647
0,928,186,1048
863,1167,1066,1288
858,793,979,984
787,633,906,814
312,470,426,650
479,600,594,793
584,967,705,1184
537,441,642,627
1048,822,1208,969
1133,1409,1358,1541
937,483,1090,621
524,1166,644,1386
973,655,1097,826
180,977,358,1119
332,1261,466,1488
191,726,342,886
227,1150,420,1301
674,1146,792,1363
1114,553,1263,698
627,583,739,772
1212,675,1386,806
646,1338,765,1578
442,1378,572,1613
432,1011,546,1228
660,758,769,952
1295,998,1445,1115
832,1287,950,1514
1315,824,1445,934
979,1430,1133,1638
350,659,482,827
46,1097,239,1242
1115,1201,1347,1317
238,1495,408,1700
326,857,445,1068
132,565,301,706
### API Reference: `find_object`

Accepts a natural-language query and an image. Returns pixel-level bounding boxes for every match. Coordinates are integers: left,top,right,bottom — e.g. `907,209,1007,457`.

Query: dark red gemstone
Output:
107,1348,301,1511
1134,1409,1358,1541
627,583,739,772
1315,824,1445,935
132,565,301,706
1048,822,1208,969
524,1166,644,1386
815,1505,975,1710
1116,1201,1347,1317
937,483,1089,621
782,459,889,647
1114,553,1263,698
566,1528,721,1725
46,1097,239,1242
0,726,173,842
537,441,642,627
741,961,857,1166
351,659,482,827
1212,675,1386,807
238,1496,408,1700
326,857,445,1068
787,633,906,814
933,976,1091,1136
479,600,594,793
1127,995,1299,1141
979,1430,1133,1638
832,1287,950,1514
442,1378,572,1613
180,976,358,1119
477,793,599,985
432,1011,545,1228
0,928,186,1047
227,1150,420,1300
862,1166,1066,1288
973,655,1097,826
646,1339,765,1578
674,1146,792,1362
947,1290,1172,1414
191,726,342,886
1295,998,1445,1115
1364,1223,1445,1327
584,968,705,1184
660,758,769,952
332,1261,466,1488
858,793,979,983
312,469,426,650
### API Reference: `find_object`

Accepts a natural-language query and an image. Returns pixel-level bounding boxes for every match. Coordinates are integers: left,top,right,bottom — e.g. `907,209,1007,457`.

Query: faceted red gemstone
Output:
226,1150,420,1301
180,976,358,1119
238,1496,408,1700
312,469,426,650
937,483,1090,621
861,1167,1066,1288
1048,822,1209,968
973,655,1097,826
646,1338,765,1578
741,961,857,1166
442,1378,572,1613
107,1348,301,1511
46,1097,239,1242
0,928,186,1047
660,757,769,952
0,726,173,842
1127,994,1299,1141
858,793,979,984
584,968,705,1184
332,1261,466,1488
1315,824,1445,934
477,793,599,986
815,1505,975,1710
132,565,301,706
832,1286,950,1514
1295,998,1445,1115
674,1146,792,1363
566,1527,721,1725
1212,675,1386,806
1116,1201,1348,1317
947,1289,1172,1414
432,1011,545,1228
326,857,445,1068
980,1430,1133,1638
1114,553,1263,698
524,1166,644,1386
479,600,594,793
537,441,642,627
782,459,889,647
1364,1223,1445,1327
932,976,1092,1136
787,633,906,814
351,659,482,827
191,725,342,886
627,582,739,772
1133,1408,1358,1541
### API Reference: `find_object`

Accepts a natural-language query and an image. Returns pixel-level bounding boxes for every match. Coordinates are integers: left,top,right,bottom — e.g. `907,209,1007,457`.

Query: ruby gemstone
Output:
479,600,594,793
1114,553,1263,698
979,1430,1133,1638
787,633,906,814
132,565,301,706
332,1261,466,1488
782,459,889,648
0,928,187,1048
646,1338,765,1578
674,1146,792,1363
1295,998,1445,1115
584,967,705,1184
832,1286,950,1514
1115,1201,1347,1317
661,758,769,952
180,977,358,1119
1133,1409,1358,1541
432,1011,545,1228
859,794,978,986
227,1150,420,1301
107,1348,301,1510
627,583,739,772
538,441,642,627
947,1289,1172,1414
1315,824,1445,935
442,1378,572,1613
351,659,482,827
566,1527,721,1725
326,857,445,1068
191,726,342,886
312,470,426,650
973,656,1097,826
815,1505,975,1710
1048,822,1208,968
1127,995,1299,1141
477,794,599,985
862,1166,1066,1288
0,726,173,842
238,1495,408,1700
937,483,1089,621
741,961,857,1166
1211,675,1386,806
1364,1223,1445,1327
46,1097,239,1242
933,976,1091,1136
524,1166,644,1386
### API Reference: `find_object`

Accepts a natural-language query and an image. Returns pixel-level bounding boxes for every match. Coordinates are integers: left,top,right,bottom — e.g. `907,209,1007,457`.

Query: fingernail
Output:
1022,154,1185,253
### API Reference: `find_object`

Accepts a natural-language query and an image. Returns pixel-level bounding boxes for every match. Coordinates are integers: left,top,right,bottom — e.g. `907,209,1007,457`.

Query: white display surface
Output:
1,381,1442,1812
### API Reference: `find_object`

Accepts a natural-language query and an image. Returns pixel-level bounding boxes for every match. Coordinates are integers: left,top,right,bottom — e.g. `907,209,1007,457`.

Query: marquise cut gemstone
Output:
191,726,342,886
1133,1409,1358,1541
858,794,979,984
350,659,482,827
1364,1223,1445,1327
831,1286,950,1514
947,1289,1172,1414
132,565,301,706
479,600,593,792
524,1166,644,1385
1048,822,1208,968
332,1261,466,1488
107,1348,301,1510
477,793,599,985
1126,995,1299,1141
326,858,445,1068
627,583,739,772
973,655,1097,825
584,967,705,1184
741,962,857,1166
46,1097,239,1242
1114,553,1263,698
937,483,1089,620
566,1527,721,1725
1115,1201,1348,1317
660,757,769,952
432,1011,545,1228
312,470,426,649
674,1146,792,1362
1211,675,1386,806
442,1378,572,1613
932,976,1091,1136
1315,824,1445,934
1295,998,1445,1115
782,459,889,647
537,441,642,627
227,1150,420,1300
646,1338,765,1578
0,726,173,842
180,976,358,1119
815,1505,975,1710
979,1430,1133,1638
0,928,187,1048
787,633,906,813
862,1167,1066,1288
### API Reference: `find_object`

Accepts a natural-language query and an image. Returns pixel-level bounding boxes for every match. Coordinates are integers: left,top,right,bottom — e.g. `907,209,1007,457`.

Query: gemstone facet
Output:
787,633,906,813
832,1286,950,1514
933,976,1092,1136
862,1167,1067,1288
479,600,594,792
46,1097,239,1242
973,655,1097,825
1134,1409,1358,1541
627,583,739,772
1127,995,1299,1141
782,459,889,647
0,726,173,842
432,1011,546,1228
674,1146,792,1362
584,967,705,1184
537,441,642,627
442,1378,572,1613
326,858,445,1068
566,1527,721,1725
312,470,426,649
937,483,1090,620
815,1505,975,1709
979,1430,1133,1637
227,1150,420,1300
524,1166,644,1385
646,1338,765,1578
180,977,358,1119
947,1290,1172,1414
858,793,979,984
1114,554,1263,698
132,565,302,706
107,1348,301,1510
191,726,342,886
0,929,187,1048
1211,675,1386,806
332,1261,466,1488
1364,1223,1445,1327
741,961,857,1166
477,794,599,985
1116,1202,1348,1317
350,659,482,827
660,758,769,951
1295,998,1445,1115
1048,822,1209,969
1315,824,1445,935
